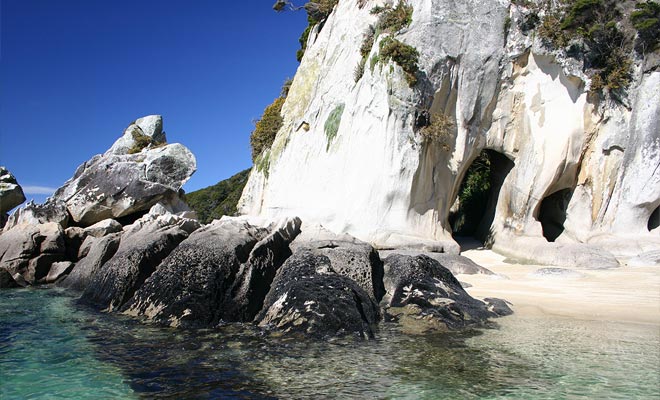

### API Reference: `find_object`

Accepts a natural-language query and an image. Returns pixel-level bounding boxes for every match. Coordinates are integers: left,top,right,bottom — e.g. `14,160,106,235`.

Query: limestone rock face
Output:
255,249,380,338
0,167,25,216
238,0,660,266
382,254,508,333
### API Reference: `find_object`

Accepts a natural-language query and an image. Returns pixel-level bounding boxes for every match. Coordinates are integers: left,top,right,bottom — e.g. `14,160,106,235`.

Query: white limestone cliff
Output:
239,0,660,267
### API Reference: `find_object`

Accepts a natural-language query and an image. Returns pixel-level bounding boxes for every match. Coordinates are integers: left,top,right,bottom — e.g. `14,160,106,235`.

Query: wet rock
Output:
59,233,121,292
80,217,189,311
255,249,380,338
483,298,514,316
224,217,302,321
0,268,20,288
382,254,501,333
123,217,303,327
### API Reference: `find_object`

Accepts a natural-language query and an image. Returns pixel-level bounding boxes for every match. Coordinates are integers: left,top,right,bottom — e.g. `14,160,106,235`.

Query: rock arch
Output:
449,149,514,246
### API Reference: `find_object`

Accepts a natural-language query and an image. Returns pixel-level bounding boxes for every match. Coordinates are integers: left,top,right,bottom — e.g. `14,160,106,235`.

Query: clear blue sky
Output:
0,0,308,205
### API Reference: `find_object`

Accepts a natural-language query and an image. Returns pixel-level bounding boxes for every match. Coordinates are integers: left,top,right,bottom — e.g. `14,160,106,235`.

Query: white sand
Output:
458,248,660,326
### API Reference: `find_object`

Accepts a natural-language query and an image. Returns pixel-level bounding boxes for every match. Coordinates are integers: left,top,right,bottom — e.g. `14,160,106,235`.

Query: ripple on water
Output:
1,288,659,399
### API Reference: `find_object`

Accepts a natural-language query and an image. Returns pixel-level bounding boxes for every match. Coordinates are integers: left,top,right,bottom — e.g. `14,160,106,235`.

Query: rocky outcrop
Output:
0,167,25,227
121,219,269,327
4,115,196,229
3,200,69,231
255,249,381,338
0,222,67,285
52,142,196,226
238,0,660,267
380,250,495,276
291,223,385,301
80,214,192,311
381,254,510,333
59,233,121,292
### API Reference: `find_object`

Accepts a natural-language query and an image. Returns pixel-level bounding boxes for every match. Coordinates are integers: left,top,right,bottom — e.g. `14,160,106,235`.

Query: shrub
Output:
631,1,660,51
379,36,419,86
128,130,159,154
420,113,453,149
355,26,376,82
184,169,251,224
324,104,345,150
354,59,366,82
294,0,339,62
250,96,285,162
373,1,413,33
450,152,492,235
537,0,633,94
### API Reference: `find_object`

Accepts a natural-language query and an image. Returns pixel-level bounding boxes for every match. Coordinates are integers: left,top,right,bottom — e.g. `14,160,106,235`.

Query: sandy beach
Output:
458,248,660,326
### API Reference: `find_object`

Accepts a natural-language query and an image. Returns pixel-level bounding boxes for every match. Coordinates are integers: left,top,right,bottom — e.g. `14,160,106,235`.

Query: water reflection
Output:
1,288,658,399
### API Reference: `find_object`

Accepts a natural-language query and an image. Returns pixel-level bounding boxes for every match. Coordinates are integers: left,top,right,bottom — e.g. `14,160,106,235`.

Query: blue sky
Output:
0,0,307,205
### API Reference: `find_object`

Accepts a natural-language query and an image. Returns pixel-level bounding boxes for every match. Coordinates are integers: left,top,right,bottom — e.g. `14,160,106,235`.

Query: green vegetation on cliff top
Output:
184,168,250,224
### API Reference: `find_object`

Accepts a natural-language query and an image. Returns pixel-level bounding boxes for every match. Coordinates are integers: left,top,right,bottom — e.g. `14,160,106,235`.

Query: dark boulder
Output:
291,224,385,301
0,268,20,288
59,233,121,292
255,249,380,338
381,254,506,333
80,218,189,310
122,218,292,327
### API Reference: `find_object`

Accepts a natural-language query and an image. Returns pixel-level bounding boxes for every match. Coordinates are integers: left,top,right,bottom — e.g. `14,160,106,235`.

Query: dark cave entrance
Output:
537,188,573,242
449,149,514,246
649,205,660,231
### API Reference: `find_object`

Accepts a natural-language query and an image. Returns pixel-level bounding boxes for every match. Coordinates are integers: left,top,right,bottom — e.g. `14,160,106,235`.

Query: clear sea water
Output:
1,287,658,399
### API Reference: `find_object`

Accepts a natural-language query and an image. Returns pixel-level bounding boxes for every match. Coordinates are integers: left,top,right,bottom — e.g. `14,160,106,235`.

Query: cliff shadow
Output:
450,150,514,246
537,188,574,242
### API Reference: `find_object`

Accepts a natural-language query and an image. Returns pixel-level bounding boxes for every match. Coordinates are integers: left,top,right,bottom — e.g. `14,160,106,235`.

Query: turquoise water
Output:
1,288,659,399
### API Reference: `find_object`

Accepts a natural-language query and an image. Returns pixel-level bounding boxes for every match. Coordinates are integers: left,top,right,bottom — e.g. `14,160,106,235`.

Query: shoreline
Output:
458,248,660,327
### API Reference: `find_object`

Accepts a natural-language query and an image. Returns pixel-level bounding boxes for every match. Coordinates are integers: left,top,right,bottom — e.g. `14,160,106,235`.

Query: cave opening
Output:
537,188,573,242
449,149,514,246
649,205,660,231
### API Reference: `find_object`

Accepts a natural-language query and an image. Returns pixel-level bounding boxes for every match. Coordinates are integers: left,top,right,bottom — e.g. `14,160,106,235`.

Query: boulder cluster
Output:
0,116,510,338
